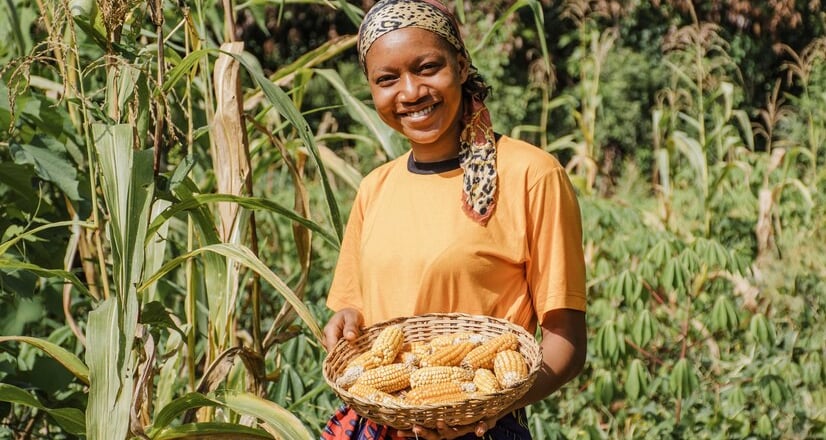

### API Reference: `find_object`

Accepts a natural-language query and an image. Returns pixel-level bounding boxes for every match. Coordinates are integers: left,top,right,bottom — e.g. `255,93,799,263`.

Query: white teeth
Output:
407,105,434,118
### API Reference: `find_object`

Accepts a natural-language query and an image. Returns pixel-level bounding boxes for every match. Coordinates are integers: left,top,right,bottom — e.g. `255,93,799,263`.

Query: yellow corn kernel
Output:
336,350,383,389
420,342,476,367
393,350,419,368
348,383,404,406
429,332,486,350
353,363,411,393
369,325,405,365
404,382,469,405
410,341,432,358
461,332,519,370
473,368,502,394
347,350,381,370
409,366,474,388
493,349,528,388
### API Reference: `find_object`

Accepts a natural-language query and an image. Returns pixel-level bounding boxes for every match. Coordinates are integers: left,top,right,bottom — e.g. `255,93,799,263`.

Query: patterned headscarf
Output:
358,0,498,225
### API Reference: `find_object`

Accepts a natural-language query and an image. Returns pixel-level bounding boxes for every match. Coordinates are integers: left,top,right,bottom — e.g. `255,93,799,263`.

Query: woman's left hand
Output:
397,417,497,439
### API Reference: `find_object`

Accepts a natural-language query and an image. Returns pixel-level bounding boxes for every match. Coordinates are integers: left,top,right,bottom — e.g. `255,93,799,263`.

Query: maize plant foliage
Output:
1,0,825,439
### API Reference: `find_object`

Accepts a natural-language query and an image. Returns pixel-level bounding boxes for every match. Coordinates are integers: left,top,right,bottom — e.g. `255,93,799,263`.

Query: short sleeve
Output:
525,167,587,322
326,189,366,313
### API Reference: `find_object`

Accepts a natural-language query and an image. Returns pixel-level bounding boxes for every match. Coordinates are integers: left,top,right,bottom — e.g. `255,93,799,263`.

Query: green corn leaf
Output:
10,137,81,200
147,193,339,249
672,130,709,198
0,258,89,297
138,243,323,344
153,422,273,440
159,49,211,95
0,220,94,256
0,383,85,435
149,393,216,433
148,391,312,440
0,336,89,384
314,68,406,159
234,53,344,242
219,391,314,440
85,297,133,440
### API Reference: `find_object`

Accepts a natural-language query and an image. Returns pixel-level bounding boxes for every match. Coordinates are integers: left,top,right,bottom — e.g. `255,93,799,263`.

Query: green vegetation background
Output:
0,0,824,438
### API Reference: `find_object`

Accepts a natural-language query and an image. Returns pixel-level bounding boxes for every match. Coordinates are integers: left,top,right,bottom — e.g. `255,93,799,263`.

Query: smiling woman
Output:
365,27,468,162
320,1,588,439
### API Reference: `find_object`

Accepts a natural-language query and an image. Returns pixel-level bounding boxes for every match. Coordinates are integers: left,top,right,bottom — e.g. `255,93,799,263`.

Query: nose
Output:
398,73,424,103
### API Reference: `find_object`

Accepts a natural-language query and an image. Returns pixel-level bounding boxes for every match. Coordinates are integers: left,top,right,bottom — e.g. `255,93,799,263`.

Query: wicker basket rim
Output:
322,312,543,428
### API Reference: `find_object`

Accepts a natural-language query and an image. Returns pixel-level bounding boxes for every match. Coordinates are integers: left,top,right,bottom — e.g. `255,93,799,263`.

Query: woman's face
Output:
364,27,469,162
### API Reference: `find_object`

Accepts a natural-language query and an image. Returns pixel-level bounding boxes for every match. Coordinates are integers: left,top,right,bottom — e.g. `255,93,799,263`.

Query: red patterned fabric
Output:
321,405,532,439
321,405,407,440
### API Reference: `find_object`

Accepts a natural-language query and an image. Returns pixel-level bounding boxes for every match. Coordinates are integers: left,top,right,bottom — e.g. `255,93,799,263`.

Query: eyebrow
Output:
368,51,446,75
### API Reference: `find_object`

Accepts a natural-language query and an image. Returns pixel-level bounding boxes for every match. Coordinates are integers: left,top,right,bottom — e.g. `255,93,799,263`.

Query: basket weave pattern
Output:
323,313,542,430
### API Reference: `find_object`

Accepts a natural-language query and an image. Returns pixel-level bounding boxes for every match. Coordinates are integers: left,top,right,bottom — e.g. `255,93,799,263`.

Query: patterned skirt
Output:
320,405,532,440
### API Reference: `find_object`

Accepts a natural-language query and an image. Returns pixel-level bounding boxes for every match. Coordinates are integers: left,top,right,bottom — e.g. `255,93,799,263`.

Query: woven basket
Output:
323,312,542,430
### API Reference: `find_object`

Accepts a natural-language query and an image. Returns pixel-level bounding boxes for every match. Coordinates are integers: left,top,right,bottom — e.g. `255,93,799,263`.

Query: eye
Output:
374,74,397,86
419,62,441,74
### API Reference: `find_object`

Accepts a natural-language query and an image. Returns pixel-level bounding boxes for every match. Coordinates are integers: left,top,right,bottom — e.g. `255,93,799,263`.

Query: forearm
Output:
508,309,587,411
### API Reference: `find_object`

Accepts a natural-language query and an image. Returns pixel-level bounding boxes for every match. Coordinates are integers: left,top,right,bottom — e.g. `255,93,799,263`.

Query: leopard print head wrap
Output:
358,0,498,225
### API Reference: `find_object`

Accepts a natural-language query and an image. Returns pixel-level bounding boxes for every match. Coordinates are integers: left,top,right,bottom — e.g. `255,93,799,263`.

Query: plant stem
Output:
152,0,166,176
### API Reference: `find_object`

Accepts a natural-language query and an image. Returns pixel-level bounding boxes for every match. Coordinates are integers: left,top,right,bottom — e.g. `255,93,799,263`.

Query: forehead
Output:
365,27,456,69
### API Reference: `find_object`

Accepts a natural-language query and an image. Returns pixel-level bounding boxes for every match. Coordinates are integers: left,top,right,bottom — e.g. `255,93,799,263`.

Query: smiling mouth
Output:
404,104,436,119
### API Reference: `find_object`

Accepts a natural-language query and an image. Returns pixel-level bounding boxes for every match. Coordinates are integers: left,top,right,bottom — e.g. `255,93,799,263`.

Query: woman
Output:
322,0,587,438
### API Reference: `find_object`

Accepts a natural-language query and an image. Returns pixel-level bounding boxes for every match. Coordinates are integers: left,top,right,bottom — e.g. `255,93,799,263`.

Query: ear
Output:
456,53,470,83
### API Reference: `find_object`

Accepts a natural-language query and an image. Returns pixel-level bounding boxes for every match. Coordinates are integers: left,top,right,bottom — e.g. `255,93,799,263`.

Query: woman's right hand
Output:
322,308,364,352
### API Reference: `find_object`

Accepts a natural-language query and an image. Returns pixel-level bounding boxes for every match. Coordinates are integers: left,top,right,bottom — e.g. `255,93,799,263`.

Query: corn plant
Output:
0,0,367,437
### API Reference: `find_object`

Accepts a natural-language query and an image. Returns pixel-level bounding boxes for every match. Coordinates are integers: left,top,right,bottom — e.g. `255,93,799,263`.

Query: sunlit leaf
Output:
0,336,89,384
0,383,85,435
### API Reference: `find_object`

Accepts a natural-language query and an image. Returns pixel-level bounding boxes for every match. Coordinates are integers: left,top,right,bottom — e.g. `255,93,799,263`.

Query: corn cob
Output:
420,342,476,367
353,363,411,393
393,349,420,368
461,332,519,370
369,325,405,365
335,350,382,389
410,341,432,358
404,382,469,405
493,349,528,388
473,368,502,394
428,332,484,349
348,350,381,369
409,366,474,388
348,383,404,406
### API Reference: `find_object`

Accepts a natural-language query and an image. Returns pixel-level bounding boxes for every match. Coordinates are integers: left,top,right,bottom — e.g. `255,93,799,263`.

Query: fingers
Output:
322,308,363,352
341,311,362,342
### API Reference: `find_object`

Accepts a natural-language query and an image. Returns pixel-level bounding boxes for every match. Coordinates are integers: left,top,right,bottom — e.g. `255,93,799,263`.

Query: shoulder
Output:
358,152,410,191
496,135,565,186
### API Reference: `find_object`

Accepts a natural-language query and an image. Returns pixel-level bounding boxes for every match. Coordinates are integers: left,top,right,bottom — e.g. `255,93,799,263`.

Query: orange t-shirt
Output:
326,135,586,333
